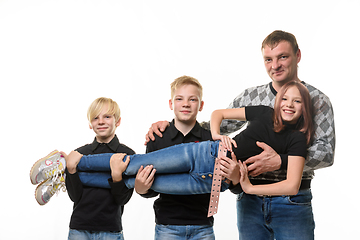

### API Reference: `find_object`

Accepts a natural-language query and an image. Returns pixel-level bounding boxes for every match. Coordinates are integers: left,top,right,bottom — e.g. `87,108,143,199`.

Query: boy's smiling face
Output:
169,84,204,125
89,104,121,143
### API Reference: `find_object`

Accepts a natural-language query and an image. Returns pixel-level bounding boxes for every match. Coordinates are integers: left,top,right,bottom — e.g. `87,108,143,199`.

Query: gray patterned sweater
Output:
202,82,335,182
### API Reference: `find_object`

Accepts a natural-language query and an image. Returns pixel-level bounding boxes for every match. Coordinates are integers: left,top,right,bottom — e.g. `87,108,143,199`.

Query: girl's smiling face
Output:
280,85,303,124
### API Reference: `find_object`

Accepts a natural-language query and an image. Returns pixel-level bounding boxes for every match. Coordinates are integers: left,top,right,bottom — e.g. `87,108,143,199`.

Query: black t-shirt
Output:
65,135,135,232
143,120,214,226
232,106,308,161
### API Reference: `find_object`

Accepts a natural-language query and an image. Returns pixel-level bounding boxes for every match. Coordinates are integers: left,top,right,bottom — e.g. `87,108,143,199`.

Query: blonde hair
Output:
170,75,203,100
87,97,121,123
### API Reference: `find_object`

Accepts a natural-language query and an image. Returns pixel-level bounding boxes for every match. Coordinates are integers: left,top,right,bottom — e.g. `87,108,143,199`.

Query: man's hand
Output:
135,165,156,194
144,121,170,145
244,141,281,177
110,154,129,182
219,152,240,185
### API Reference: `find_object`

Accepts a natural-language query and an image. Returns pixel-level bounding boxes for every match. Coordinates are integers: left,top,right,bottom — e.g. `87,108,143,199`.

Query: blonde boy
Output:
135,76,216,240
65,97,135,240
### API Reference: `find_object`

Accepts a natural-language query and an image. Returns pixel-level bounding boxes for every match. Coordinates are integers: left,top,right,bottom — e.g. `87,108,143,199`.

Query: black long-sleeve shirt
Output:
65,135,135,232
142,120,214,226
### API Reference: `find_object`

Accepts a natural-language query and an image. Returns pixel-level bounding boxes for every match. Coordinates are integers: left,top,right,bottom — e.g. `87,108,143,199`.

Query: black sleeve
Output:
228,182,243,195
140,189,159,198
64,146,89,203
108,178,134,205
244,105,271,121
65,169,83,204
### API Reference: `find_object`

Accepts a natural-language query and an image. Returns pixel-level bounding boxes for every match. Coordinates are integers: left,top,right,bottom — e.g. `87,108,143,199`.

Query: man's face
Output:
262,41,301,88
169,84,204,125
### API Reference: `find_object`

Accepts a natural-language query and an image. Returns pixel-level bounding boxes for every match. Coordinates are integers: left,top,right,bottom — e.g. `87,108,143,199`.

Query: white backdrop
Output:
1,0,359,239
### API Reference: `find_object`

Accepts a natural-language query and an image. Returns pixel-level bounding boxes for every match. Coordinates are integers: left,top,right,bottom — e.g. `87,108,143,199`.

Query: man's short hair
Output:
262,30,299,54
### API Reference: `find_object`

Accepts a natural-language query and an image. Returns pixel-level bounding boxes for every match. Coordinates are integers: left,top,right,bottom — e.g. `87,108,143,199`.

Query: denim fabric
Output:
78,172,111,188
236,189,315,240
77,141,229,194
155,224,215,240
68,229,124,240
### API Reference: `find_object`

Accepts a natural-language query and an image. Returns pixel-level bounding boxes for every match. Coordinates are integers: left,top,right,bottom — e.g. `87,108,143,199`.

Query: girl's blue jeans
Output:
76,141,229,195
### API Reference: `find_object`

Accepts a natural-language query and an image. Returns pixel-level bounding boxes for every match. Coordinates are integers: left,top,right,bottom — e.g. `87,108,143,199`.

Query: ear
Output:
89,123,93,130
199,101,204,112
169,99,173,110
115,117,121,127
296,49,301,64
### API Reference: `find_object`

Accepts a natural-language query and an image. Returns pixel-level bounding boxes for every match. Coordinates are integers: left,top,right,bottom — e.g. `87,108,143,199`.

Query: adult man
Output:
146,30,335,239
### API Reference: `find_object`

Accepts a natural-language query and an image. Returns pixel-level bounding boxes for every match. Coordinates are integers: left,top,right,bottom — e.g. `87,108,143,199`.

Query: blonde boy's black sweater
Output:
65,135,135,232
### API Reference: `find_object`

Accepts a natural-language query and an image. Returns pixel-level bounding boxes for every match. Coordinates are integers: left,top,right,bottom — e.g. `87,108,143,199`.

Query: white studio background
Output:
0,0,359,239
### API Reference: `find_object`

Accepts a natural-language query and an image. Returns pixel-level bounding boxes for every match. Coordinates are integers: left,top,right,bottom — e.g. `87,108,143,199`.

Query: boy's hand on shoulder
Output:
135,165,156,194
144,120,170,145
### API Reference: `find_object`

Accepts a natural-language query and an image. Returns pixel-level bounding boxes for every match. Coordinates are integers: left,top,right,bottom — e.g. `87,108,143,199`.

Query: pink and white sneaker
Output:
35,175,66,205
30,150,66,185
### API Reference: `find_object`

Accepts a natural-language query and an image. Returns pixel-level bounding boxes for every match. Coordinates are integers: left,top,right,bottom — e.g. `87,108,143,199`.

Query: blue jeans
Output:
68,229,124,240
155,224,215,240
236,189,315,240
77,141,229,195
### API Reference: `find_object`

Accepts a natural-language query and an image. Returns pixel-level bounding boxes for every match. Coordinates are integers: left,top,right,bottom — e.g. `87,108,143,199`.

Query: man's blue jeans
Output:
154,224,215,240
236,189,315,240
76,141,229,194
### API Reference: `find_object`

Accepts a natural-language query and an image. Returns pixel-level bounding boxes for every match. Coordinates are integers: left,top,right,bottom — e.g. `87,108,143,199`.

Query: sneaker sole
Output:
35,179,49,205
30,150,60,185
35,176,66,205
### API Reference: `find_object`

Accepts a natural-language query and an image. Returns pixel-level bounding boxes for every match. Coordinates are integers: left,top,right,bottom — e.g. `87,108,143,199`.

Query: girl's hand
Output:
239,161,252,193
219,152,240,185
212,134,237,152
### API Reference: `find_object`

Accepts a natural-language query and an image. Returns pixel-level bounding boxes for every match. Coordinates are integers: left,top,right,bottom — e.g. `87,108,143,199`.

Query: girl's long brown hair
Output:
273,81,314,144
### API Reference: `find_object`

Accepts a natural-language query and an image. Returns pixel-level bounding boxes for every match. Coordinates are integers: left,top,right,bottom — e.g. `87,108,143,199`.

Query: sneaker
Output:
35,175,66,205
30,150,66,185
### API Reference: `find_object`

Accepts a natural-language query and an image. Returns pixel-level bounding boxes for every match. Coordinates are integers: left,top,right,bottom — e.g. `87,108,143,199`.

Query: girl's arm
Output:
239,156,305,196
211,108,246,150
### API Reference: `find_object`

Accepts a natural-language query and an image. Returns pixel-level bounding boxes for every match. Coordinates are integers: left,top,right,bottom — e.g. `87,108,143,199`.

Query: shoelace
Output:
44,166,57,180
49,171,66,195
